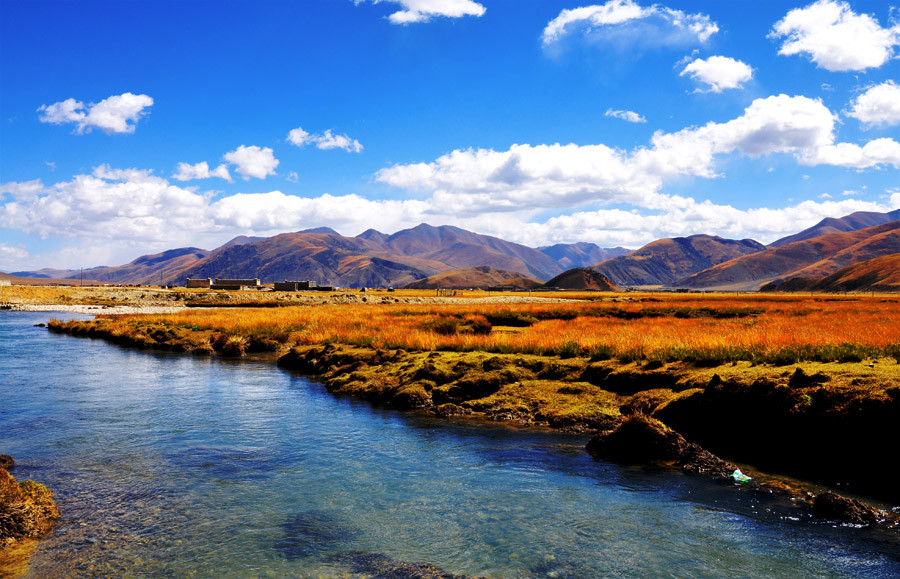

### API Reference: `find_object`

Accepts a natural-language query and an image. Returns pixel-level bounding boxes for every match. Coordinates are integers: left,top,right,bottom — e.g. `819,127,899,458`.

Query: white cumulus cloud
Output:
171,161,233,183
0,166,211,242
802,138,900,168
356,0,485,24
38,92,153,134
847,81,900,128
680,56,753,92
542,0,718,49
223,145,279,180
605,109,647,123
770,0,900,72
288,126,363,153
377,94,899,216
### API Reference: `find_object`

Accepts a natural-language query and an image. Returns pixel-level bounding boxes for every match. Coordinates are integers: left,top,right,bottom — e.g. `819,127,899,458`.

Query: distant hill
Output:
13,247,210,286
544,268,622,291
770,209,900,247
678,221,900,290
760,254,900,293
402,266,541,290
592,235,766,287
0,272,101,286
297,227,340,235
537,243,629,269
216,235,265,250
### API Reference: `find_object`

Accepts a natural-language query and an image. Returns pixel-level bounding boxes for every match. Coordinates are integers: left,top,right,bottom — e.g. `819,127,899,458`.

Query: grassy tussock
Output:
0,469,59,551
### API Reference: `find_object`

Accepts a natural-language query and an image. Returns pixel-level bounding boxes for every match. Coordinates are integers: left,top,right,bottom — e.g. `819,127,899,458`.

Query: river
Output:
1,311,898,577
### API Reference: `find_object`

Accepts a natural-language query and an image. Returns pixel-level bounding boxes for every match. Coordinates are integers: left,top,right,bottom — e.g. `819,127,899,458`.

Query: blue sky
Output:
1,0,898,270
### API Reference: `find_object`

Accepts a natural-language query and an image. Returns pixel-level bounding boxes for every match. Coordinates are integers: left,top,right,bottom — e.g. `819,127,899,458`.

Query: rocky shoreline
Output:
275,344,899,527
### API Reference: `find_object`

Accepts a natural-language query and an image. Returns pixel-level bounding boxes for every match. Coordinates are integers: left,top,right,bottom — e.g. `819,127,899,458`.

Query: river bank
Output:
9,285,900,520
46,315,900,523
4,308,900,576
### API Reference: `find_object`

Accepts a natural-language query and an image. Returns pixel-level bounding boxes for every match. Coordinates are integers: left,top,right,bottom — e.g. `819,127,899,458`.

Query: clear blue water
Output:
1,310,898,578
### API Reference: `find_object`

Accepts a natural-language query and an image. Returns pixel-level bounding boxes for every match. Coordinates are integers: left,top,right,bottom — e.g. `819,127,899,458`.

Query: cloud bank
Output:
3,164,896,271
377,95,899,216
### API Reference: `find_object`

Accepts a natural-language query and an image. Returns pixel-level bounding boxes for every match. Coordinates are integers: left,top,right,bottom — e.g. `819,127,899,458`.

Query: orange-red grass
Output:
100,294,900,363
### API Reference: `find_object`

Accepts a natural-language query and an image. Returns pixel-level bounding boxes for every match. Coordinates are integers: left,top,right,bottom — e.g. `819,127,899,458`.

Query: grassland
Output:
9,286,900,503
41,292,900,364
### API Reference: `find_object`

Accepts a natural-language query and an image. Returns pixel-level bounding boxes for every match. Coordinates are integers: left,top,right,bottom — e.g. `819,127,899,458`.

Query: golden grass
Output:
81,293,900,364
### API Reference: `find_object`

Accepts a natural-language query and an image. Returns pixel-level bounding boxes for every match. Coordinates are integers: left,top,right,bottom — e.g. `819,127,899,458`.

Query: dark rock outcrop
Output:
0,456,13,470
655,375,900,502
585,415,733,477
812,491,883,525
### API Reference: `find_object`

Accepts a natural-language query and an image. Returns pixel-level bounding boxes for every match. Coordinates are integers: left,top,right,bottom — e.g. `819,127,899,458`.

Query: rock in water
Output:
0,467,60,550
0,456,13,470
329,552,482,578
585,415,733,476
812,491,882,525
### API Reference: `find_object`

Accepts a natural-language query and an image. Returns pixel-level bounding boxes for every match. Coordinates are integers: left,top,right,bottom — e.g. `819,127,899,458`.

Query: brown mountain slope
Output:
677,221,900,290
402,266,541,290
760,254,900,293
770,209,900,247
787,228,900,279
543,268,622,291
592,235,766,287
177,224,565,288
179,232,441,288
372,224,562,281
537,243,630,269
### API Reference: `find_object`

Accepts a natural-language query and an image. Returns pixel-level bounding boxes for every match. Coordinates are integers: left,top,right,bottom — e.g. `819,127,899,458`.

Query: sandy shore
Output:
4,304,188,315
2,295,577,316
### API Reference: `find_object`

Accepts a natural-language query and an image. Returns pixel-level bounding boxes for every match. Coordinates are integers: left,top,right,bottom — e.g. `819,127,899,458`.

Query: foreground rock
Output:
329,552,483,578
586,416,896,528
812,492,883,526
0,465,60,551
585,415,734,477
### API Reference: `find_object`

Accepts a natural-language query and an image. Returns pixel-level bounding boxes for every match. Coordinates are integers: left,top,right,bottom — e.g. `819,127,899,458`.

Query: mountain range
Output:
8,209,899,292
677,221,900,290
